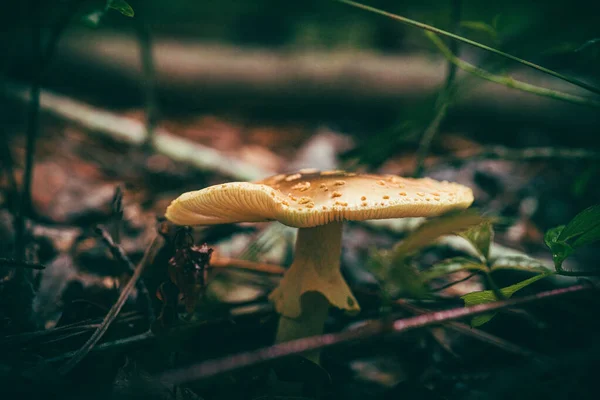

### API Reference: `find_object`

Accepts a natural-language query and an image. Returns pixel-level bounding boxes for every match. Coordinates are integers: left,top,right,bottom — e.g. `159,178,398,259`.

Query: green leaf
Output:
544,225,564,248
392,210,489,261
371,210,489,300
108,0,134,17
366,249,392,282
572,221,600,248
388,261,429,299
459,221,494,261
490,255,549,273
544,204,600,270
572,165,598,198
367,249,429,298
461,273,551,326
558,204,600,242
421,257,485,282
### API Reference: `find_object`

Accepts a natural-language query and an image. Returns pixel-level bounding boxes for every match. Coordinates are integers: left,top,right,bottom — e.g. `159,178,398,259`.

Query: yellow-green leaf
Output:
459,221,494,261
392,210,489,262
108,0,134,17
461,273,552,326
421,257,485,282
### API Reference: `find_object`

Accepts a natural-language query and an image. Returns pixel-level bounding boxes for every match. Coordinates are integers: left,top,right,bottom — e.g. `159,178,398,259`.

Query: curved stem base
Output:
275,292,330,364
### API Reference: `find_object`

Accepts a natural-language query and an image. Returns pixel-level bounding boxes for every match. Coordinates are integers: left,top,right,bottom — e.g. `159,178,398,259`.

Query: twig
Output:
337,0,600,96
413,0,461,178
110,185,124,243
435,145,600,166
211,256,286,275
0,311,143,346
95,226,156,322
57,234,164,375
47,331,155,363
46,299,274,363
426,32,600,108
4,84,272,181
430,272,477,293
0,258,45,270
158,283,592,384
394,300,539,359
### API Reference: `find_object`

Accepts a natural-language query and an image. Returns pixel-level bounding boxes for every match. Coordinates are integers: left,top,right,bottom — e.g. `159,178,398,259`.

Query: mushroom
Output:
165,170,474,363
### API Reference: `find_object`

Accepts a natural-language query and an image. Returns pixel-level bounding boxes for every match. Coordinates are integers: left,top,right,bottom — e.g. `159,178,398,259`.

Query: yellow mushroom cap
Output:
165,170,474,228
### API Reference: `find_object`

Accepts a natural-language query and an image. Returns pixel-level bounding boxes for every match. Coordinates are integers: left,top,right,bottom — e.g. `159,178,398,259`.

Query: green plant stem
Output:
555,265,600,277
337,0,600,96
413,101,451,178
484,271,507,300
426,32,600,108
413,0,461,178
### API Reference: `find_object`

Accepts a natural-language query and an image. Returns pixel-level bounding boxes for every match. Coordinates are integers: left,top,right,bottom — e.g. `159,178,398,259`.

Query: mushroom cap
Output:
165,170,474,228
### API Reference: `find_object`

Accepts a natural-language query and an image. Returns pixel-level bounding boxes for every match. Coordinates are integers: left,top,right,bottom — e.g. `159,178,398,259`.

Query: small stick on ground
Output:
95,226,156,323
395,299,541,359
4,84,272,181
158,282,592,384
211,256,285,275
58,234,165,375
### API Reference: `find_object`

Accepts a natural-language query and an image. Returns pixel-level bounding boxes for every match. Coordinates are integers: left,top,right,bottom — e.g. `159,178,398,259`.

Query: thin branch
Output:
394,300,540,359
46,299,275,363
0,311,143,346
430,272,477,293
413,0,461,178
95,226,156,322
4,84,272,181
57,235,164,375
0,258,45,270
158,283,592,384
426,32,600,108
47,331,155,363
211,256,286,275
337,0,600,96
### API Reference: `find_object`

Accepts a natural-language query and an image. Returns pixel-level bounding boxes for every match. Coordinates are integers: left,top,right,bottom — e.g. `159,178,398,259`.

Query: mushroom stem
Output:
275,292,330,364
269,221,359,363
